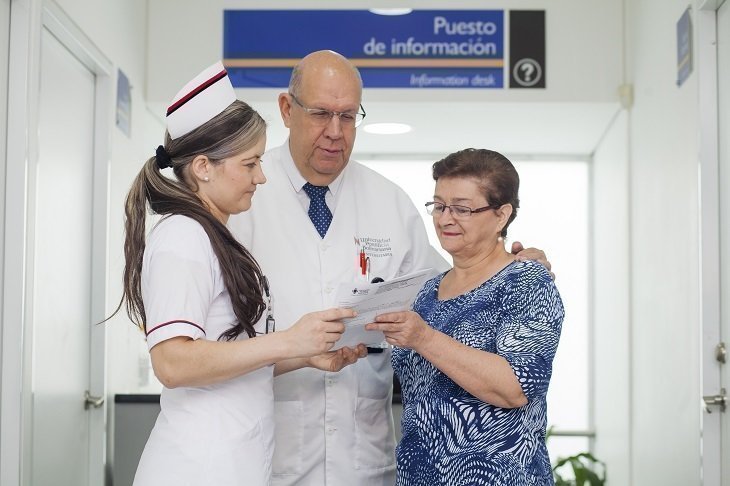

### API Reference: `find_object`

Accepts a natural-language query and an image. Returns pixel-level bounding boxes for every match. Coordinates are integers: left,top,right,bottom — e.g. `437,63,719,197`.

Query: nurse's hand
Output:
286,308,354,357
365,311,434,352
308,344,368,372
511,241,555,280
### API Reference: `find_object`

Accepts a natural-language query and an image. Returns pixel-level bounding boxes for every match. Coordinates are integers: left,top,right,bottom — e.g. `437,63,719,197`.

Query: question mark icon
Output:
521,63,535,82
513,58,542,87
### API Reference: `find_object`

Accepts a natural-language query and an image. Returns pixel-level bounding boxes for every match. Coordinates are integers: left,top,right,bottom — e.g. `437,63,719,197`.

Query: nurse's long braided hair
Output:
113,100,266,341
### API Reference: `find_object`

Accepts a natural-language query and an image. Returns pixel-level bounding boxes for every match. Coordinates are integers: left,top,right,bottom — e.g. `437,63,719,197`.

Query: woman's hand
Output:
308,344,368,372
285,308,354,358
365,311,433,351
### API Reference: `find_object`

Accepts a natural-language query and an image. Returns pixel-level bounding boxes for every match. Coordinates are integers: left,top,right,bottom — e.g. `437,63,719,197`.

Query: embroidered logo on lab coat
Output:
357,237,393,257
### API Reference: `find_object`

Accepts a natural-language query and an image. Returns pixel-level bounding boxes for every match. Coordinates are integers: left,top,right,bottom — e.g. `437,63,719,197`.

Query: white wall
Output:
0,0,10,377
626,0,702,484
592,110,631,485
54,0,147,78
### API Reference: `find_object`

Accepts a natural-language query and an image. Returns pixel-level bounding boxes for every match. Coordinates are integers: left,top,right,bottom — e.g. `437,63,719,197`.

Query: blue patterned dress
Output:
392,260,564,486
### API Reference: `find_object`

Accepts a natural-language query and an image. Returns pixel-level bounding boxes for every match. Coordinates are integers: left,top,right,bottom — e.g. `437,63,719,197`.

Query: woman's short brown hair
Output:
432,148,520,237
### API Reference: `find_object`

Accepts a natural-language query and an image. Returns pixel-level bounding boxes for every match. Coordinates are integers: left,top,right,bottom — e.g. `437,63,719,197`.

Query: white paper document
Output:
332,268,433,350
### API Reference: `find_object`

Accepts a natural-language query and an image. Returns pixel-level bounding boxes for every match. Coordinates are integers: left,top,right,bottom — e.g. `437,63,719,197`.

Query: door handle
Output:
716,342,727,364
84,390,105,410
703,387,727,413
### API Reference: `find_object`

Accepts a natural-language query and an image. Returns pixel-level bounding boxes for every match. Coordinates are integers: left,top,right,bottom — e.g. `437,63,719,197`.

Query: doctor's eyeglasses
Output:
289,93,366,128
425,201,496,219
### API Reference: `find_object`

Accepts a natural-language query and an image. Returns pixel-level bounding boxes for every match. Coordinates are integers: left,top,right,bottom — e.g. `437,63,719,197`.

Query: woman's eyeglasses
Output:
424,201,496,219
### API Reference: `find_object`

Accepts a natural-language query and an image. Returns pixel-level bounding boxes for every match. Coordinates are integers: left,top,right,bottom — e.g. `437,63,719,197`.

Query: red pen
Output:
360,248,367,276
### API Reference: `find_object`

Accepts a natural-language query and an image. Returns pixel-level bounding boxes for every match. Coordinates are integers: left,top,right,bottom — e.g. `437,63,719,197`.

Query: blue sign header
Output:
676,8,692,87
223,10,504,88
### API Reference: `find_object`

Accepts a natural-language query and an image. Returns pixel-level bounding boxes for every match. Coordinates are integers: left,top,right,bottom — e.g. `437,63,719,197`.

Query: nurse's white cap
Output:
165,61,236,140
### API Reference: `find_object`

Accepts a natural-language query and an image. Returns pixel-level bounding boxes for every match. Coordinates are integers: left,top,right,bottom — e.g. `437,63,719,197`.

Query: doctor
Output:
229,50,550,486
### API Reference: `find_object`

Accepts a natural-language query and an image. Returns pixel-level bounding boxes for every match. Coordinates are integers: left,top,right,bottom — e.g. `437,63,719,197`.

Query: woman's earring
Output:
204,176,209,182
497,236,504,243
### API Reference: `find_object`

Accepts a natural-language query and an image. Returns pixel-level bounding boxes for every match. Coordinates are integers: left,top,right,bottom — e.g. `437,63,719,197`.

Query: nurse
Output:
114,62,366,486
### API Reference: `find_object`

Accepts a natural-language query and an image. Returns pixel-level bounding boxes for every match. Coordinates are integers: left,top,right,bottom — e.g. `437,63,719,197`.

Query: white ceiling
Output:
149,97,620,160
260,99,619,159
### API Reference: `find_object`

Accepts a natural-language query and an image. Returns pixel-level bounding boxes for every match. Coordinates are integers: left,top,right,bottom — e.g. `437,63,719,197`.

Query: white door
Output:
28,27,97,485
0,0,7,239
0,0,8,339
718,2,730,484
701,1,730,484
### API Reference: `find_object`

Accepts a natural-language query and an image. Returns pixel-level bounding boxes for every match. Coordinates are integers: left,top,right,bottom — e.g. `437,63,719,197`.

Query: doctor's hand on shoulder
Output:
511,241,555,280
284,308,354,357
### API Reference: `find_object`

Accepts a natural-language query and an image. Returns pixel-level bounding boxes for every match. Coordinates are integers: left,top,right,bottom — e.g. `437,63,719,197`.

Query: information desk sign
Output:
223,10,505,88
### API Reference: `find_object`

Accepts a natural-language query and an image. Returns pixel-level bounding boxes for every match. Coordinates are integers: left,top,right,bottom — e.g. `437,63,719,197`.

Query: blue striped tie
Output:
302,183,332,238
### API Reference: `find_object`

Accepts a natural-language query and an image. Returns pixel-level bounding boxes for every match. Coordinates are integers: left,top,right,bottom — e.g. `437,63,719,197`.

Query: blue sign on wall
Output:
116,69,131,137
223,10,504,88
676,8,692,87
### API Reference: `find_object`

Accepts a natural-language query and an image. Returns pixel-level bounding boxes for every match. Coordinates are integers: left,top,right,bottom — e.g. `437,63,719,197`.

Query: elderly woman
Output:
367,148,564,486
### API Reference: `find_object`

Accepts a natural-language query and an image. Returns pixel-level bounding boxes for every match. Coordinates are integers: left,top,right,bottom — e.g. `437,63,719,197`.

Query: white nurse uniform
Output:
133,215,273,486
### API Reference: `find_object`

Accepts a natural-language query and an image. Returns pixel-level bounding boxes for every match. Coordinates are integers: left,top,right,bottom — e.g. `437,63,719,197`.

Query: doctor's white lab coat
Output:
229,142,448,486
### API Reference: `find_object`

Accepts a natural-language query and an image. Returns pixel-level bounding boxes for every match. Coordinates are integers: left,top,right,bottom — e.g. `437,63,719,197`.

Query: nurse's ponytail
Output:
109,100,267,341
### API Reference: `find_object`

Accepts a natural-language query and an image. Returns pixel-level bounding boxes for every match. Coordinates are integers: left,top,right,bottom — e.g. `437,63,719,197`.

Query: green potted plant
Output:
552,451,606,486
547,427,607,486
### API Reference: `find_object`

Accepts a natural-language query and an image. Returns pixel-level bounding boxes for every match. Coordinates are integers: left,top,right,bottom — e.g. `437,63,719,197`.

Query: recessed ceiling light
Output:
363,123,413,135
368,8,413,16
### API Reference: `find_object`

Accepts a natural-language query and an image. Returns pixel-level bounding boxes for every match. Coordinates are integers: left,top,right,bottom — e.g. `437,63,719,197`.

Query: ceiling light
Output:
363,123,413,135
368,8,413,16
